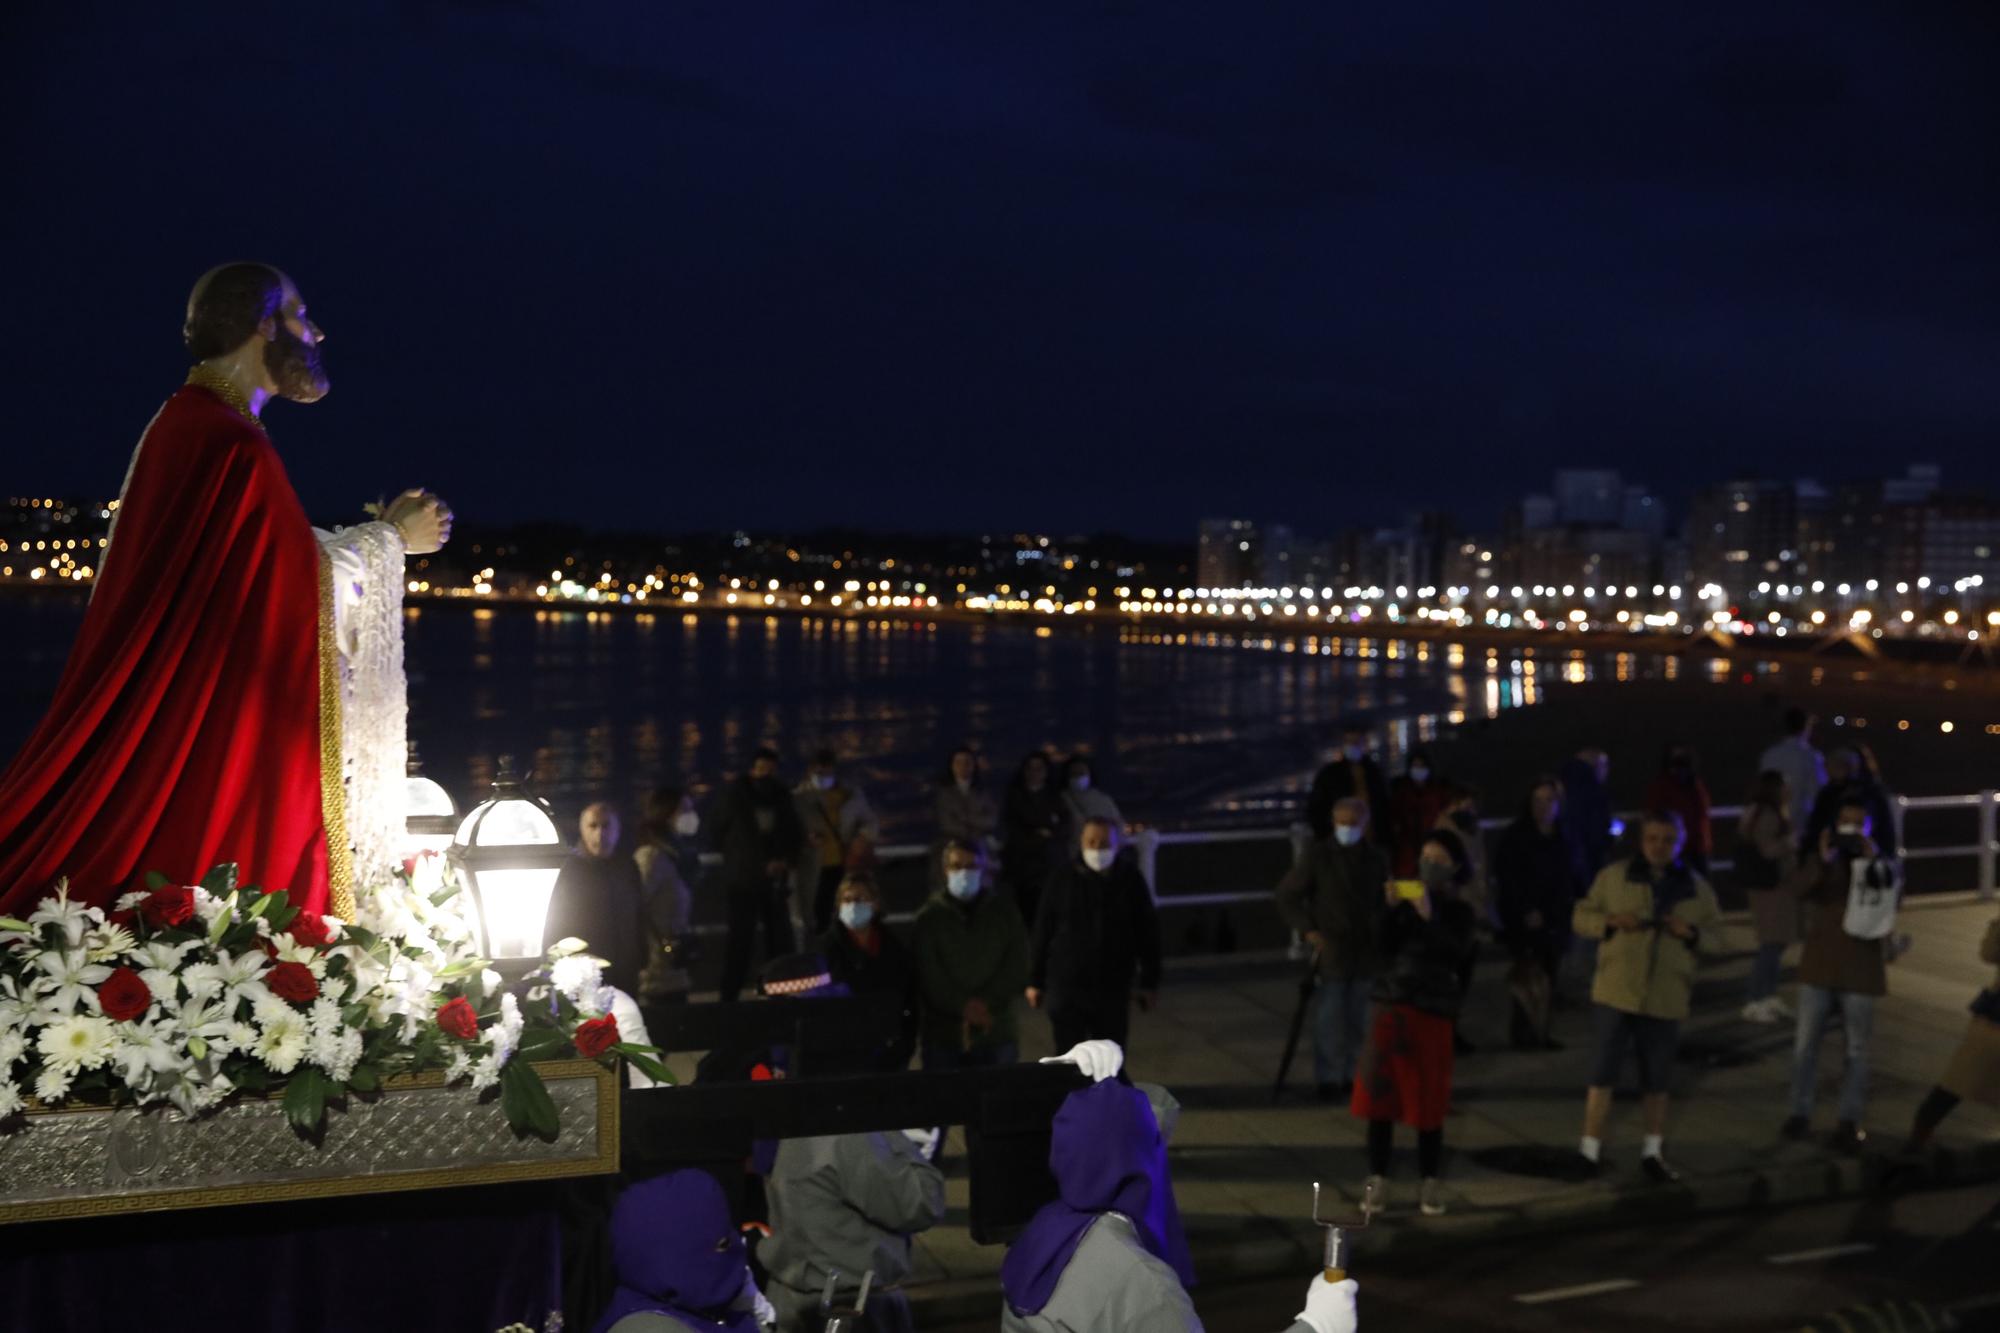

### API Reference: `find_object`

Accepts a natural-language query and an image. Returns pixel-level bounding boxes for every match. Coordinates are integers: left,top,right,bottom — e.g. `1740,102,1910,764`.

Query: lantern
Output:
447,756,567,974
404,742,459,857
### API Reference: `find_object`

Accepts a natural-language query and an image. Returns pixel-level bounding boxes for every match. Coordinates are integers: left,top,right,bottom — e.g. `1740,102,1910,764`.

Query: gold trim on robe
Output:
318,551,356,920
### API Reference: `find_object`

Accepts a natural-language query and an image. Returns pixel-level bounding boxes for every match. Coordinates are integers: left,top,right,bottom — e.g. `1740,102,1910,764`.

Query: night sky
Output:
3,2,1995,542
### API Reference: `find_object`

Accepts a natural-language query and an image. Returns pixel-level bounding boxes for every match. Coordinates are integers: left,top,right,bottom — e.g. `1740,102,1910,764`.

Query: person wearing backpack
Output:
1783,797,1901,1153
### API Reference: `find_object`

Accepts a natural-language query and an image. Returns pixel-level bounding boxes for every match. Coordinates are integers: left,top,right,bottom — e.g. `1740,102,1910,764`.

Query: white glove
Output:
1295,1276,1358,1333
1040,1039,1124,1082
900,1125,941,1159
735,1270,777,1332
606,987,659,1089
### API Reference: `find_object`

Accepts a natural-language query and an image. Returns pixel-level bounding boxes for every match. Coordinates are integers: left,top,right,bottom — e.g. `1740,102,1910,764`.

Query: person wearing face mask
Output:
818,874,919,1070
1275,797,1390,1101
1003,751,1070,928
1572,810,1722,1183
1804,745,1899,857
1027,817,1163,1052
1783,800,1899,1153
633,783,706,1004
1352,829,1478,1218
1387,747,1450,877
932,745,999,889
1059,753,1126,854
712,746,807,1003
913,838,1030,1069
1305,724,1391,845
1643,745,1714,875
1493,777,1579,1051
794,747,880,936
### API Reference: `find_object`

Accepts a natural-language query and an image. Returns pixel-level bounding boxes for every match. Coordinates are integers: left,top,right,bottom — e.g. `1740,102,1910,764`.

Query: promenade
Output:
896,894,2000,1320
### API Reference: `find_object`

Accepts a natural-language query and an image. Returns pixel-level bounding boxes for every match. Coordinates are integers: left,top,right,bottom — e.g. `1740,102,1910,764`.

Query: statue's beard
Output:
264,323,328,403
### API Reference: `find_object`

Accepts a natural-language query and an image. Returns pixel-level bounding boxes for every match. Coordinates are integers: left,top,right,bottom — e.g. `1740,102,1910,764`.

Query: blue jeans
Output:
1312,977,1372,1086
1790,985,1876,1123
1746,942,1786,1002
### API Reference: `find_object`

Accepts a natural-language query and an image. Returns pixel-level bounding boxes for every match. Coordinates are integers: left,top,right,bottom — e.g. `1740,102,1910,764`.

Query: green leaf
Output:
611,1043,675,1086
199,864,239,895
281,1067,333,1137
0,916,30,932
513,1028,569,1062
498,1060,560,1141
144,871,169,891
245,892,272,920
263,890,291,921
347,1064,380,1094
434,958,485,980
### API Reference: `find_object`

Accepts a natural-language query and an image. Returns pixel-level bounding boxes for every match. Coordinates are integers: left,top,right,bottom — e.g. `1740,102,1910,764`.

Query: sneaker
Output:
1830,1122,1868,1155
1766,995,1794,1020
1780,1115,1811,1141
1360,1175,1388,1219
1640,1154,1682,1185
1741,999,1778,1024
1419,1177,1447,1217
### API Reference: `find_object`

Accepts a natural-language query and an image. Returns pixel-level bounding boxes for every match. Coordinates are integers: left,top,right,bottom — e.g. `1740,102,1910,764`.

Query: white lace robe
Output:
316,522,408,898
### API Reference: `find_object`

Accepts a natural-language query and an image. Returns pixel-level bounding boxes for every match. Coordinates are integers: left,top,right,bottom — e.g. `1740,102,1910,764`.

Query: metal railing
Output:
684,788,1999,933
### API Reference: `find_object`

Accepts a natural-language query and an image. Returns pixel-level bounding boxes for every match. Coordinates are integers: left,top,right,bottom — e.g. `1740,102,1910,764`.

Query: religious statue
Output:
0,263,449,920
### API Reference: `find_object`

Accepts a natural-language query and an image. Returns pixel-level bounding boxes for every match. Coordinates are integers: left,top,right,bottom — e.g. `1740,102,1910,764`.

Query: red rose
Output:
107,908,138,934
98,967,153,1022
139,885,195,929
572,1015,620,1060
267,960,319,1004
287,910,334,948
436,996,480,1041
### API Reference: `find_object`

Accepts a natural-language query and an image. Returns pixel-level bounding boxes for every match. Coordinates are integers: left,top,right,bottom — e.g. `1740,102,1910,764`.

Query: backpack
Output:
1842,856,1901,940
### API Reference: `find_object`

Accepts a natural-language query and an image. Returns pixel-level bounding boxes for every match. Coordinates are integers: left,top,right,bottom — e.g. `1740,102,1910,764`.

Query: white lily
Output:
27,893,99,949
34,948,112,1014
111,1020,184,1086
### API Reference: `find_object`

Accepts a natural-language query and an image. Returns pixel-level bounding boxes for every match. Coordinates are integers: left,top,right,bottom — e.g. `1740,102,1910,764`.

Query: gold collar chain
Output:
185,364,263,427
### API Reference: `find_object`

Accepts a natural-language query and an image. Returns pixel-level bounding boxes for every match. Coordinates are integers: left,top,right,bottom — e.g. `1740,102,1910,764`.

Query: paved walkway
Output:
902,895,2000,1318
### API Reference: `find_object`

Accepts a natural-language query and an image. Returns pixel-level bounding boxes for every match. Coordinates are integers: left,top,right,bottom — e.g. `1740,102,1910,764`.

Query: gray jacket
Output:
998,1213,1313,1333
762,1131,945,1311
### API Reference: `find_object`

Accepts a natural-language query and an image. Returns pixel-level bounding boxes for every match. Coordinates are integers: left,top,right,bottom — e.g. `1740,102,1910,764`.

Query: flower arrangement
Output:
0,856,668,1140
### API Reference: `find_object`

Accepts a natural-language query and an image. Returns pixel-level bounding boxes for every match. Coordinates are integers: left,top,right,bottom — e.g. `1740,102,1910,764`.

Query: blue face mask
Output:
1332,825,1364,847
838,900,874,930
946,868,981,900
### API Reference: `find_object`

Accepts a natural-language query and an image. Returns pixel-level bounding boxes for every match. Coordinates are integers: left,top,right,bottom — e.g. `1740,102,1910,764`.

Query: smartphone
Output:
1392,879,1427,902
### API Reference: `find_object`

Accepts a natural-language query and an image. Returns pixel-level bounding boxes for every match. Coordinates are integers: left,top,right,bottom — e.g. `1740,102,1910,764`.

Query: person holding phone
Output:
1351,830,1479,1218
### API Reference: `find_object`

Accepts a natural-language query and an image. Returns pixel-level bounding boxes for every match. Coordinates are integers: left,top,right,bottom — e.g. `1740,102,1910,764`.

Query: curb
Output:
903,1140,2000,1323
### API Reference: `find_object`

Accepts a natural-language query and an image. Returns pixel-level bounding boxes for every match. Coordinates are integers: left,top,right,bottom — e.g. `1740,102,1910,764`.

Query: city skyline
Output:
4,4,1997,541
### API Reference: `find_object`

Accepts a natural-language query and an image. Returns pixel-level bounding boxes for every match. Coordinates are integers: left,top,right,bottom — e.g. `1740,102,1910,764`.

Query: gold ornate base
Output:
0,1059,618,1225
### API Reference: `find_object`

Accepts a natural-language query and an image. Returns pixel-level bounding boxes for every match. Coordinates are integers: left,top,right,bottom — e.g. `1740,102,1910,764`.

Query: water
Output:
0,596,1753,841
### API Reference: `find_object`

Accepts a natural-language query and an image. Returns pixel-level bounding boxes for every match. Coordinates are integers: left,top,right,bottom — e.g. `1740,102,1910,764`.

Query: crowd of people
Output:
547,712,1995,1331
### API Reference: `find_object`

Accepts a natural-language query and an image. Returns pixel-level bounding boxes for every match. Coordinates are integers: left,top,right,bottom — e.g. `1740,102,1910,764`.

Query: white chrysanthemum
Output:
0,1031,26,1068
222,1022,259,1055
0,1080,22,1117
308,997,344,1036
444,1047,474,1084
487,991,525,1066
36,1014,116,1071
254,1012,308,1074
191,887,233,929
85,923,137,963
549,954,604,1007
33,1064,73,1103
250,991,296,1028
468,1052,502,1092
114,890,149,911
272,936,328,980
310,1026,364,1082
168,1071,235,1117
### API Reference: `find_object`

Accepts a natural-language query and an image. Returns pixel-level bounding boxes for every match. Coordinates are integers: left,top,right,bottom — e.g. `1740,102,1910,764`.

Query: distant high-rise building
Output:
1197,518,1260,590
1554,469,1623,526
1687,478,1803,594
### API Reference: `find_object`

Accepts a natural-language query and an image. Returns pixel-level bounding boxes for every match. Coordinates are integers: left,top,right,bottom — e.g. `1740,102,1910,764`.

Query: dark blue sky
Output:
3,2,1995,541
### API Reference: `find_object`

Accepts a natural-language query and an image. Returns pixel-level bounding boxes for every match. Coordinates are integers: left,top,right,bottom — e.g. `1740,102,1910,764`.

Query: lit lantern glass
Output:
447,757,567,972
404,743,459,857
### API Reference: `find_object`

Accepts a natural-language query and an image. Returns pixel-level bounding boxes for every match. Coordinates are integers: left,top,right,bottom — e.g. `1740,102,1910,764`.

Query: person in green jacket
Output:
914,837,1030,1069
1571,808,1722,1184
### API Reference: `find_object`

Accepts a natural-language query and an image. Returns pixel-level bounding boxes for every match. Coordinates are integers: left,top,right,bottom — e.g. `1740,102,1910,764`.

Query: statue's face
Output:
264,277,328,403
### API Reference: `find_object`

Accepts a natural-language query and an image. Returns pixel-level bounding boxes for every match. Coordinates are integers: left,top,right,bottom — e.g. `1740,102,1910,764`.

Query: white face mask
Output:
1333,825,1364,847
673,810,700,838
1343,744,1365,762
814,773,836,791
946,868,981,900
1082,847,1116,873
1410,766,1430,784
838,901,874,930
1071,774,1092,792
1835,822,1865,837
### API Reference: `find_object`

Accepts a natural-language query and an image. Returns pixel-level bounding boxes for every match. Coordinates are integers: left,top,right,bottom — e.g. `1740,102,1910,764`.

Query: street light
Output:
448,756,567,976
404,742,458,857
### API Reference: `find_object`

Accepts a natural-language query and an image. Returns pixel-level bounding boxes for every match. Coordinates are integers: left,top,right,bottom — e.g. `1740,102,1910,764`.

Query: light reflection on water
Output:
0,599,1783,839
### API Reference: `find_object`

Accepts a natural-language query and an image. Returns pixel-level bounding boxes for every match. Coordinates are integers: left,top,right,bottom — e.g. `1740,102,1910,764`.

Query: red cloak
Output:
0,384,331,914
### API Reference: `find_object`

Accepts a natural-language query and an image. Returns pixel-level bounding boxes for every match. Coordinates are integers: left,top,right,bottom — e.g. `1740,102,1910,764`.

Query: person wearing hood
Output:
1386,748,1450,877
594,1169,775,1333
913,837,1030,1069
1003,750,1070,927
756,953,946,1332
713,746,807,1002
999,1062,1357,1333
1353,829,1479,1219
1275,796,1390,1101
1493,777,1580,1051
1572,810,1722,1183
1028,816,1163,1051
1059,753,1126,853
